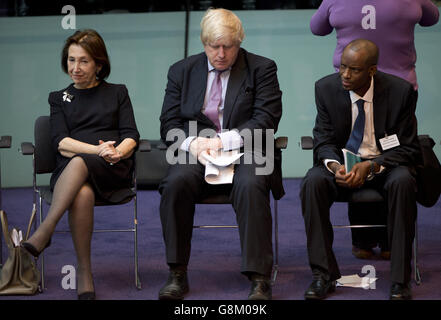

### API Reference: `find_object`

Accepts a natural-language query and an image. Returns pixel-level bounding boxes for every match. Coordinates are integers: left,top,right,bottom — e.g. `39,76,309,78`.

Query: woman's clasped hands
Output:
97,139,122,165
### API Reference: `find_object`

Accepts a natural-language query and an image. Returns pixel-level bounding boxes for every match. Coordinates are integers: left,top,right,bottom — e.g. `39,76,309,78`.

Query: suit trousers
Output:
300,165,417,284
348,202,389,250
158,151,273,276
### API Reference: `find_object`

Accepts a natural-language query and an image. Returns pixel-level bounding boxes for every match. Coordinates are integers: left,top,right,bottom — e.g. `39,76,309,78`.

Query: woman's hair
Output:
200,8,245,46
61,29,110,80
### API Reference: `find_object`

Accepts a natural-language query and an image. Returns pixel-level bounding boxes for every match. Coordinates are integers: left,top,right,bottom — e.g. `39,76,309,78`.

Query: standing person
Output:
21,29,140,300
158,8,283,300
301,39,420,300
310,0,439,90
310,0,439,259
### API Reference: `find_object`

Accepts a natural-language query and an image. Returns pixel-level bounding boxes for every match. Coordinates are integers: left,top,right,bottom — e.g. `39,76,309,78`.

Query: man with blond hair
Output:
158,8,283,300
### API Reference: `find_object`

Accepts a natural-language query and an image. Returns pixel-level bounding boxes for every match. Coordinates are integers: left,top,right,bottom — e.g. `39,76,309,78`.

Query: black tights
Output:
26,156,95,294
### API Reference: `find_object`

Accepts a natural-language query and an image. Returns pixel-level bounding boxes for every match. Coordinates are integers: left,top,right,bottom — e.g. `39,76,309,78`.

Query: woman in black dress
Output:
21,29,139,299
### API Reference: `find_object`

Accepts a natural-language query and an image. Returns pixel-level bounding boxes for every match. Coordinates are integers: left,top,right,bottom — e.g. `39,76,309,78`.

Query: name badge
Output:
379,134,400,150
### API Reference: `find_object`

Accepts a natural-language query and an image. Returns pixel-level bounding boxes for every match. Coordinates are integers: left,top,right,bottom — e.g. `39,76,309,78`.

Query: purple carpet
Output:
0,178,440,300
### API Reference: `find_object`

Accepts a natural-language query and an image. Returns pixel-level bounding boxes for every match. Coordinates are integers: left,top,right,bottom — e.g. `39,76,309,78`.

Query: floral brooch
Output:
63,91,74,102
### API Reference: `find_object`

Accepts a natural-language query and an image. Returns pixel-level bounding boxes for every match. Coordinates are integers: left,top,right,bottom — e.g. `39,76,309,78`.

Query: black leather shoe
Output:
248,275,272,300
21,238,52,258
304,271,336,300
158,270,189,300
390,282,412,300
78,291,96,300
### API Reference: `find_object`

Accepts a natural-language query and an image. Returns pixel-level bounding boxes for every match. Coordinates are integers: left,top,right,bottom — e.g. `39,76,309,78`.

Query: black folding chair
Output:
136,137,287,284
301,135,421,285
20,116,148,290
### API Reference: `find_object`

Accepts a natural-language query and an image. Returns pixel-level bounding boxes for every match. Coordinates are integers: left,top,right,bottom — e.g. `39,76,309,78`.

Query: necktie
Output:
345,99,365,154
204,70,223,132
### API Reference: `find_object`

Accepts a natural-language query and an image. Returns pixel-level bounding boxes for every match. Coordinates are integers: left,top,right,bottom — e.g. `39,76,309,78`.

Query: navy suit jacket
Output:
312,71,420,169
160,48,282,140
159,48,284,199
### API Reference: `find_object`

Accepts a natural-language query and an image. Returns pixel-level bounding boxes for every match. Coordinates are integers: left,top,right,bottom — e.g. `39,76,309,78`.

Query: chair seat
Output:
197,194,231,205
337,188,384,203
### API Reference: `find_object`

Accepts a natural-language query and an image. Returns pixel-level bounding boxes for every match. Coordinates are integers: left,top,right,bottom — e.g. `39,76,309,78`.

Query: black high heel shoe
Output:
21,238,52,258
78,291,96,300
78,280,96,300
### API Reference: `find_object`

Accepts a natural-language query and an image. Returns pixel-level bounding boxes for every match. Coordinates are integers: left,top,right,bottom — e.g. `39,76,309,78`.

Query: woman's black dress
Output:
48,81,140,203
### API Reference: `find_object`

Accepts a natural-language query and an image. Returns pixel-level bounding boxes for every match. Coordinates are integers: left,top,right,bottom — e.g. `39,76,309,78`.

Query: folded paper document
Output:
336,274,377,289
203,150,243,185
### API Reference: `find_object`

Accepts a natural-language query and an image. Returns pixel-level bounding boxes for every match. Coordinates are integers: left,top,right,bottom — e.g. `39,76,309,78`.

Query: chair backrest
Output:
135,137,287,202
136,139,169,189
34,116,56,174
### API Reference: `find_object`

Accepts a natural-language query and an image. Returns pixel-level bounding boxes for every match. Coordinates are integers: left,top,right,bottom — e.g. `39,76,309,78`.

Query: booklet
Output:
203,150,244,185
342,148,362,172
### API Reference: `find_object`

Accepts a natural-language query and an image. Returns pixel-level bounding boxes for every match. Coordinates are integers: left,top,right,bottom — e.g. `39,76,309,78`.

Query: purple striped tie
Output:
204,70,223,132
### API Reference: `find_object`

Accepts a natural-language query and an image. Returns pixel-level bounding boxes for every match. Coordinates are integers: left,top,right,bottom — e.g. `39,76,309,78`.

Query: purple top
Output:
310,0,439,89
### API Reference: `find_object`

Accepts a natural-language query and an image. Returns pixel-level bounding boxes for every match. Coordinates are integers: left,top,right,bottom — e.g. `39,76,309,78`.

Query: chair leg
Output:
413,220,421,285
134,194,141,290
0,156,3,267
39,193,45,292
0,222,2,268
0,218,2,267
271,199,279,285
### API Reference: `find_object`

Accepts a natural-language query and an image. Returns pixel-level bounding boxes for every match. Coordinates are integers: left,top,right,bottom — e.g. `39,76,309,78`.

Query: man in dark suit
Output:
301,39,420,300
158,8,282,300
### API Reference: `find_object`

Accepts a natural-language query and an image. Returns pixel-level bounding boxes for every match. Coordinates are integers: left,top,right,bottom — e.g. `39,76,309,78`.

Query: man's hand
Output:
189,137,222,165
333,161,371,188
345,161,371,188
333,164,354,188
198,149,218,166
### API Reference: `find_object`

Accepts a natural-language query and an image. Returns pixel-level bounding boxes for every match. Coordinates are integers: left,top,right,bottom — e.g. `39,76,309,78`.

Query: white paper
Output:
203,150,243,185
336,274,377,289
203,151,243,167
205,163,236,184
11,228,23,247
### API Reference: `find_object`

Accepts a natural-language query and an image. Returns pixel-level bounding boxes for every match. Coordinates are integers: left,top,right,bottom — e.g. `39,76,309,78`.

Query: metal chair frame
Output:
138,137,287,285
21,116,145,291
188,136,287,284
194,192,280,285
301,136,421,285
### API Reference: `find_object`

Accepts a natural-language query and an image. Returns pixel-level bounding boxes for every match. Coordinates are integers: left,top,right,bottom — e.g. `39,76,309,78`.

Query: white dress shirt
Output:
325,77,382,173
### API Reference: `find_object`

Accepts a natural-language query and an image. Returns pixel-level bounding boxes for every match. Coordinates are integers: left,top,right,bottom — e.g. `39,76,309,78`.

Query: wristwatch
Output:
367,160,377,180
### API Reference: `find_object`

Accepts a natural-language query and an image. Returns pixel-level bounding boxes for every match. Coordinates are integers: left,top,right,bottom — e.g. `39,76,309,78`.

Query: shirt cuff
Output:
180,136,197,152
324,159,340,174
218,130,243,151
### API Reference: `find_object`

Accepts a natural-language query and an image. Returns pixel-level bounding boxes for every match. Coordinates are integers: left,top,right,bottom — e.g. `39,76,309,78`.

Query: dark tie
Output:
345,99,365,154
204,70,223,132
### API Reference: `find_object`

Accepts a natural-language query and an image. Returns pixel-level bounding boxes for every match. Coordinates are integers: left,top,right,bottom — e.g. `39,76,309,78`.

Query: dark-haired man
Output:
301,39,420,300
